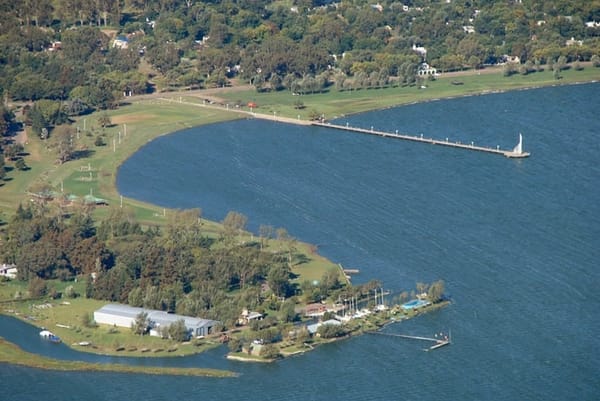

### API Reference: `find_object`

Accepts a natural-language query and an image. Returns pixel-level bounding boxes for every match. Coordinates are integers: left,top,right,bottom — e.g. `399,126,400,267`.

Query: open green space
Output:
212,66,600,122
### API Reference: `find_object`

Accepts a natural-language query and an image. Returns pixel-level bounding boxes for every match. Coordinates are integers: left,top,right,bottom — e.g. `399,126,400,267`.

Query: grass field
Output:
211,65,600,121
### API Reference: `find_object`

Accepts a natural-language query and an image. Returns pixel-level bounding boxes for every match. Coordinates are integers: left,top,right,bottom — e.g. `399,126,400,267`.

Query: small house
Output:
112,35,129,49
417,63,438,76
303,303,328,317
0,264,17,279
238,309,263,325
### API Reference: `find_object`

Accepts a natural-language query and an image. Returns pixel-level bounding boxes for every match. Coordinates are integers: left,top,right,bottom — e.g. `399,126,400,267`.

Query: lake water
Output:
2,83,599,400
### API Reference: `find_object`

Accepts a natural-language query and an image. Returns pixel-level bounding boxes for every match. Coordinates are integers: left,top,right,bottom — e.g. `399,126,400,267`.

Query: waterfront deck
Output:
312,122,530,158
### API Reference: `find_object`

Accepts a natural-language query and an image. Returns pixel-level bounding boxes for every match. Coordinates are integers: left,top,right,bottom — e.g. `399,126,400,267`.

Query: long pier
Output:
156,97,529,158
312,122,530,158
368,331,451,351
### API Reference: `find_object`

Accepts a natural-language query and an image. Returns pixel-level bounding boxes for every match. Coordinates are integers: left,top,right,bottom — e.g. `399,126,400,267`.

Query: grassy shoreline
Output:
0,337,237,377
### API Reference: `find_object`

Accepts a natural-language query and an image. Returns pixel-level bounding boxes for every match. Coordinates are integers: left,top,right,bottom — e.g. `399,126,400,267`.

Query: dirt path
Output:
130,83,254,104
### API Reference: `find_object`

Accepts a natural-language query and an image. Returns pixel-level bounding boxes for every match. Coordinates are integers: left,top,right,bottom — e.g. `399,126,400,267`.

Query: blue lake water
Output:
2,83,599,400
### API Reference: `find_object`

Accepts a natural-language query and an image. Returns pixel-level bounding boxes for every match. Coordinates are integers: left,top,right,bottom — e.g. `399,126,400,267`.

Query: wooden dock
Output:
368,331,451,351
312,122,530,158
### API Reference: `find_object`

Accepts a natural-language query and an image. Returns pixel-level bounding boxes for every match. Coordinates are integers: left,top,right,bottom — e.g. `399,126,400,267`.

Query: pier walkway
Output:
368,331,451,351
312,122,530,158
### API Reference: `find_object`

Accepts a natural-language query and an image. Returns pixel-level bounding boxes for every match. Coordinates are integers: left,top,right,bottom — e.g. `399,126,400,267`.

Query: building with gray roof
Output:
94,303,218,339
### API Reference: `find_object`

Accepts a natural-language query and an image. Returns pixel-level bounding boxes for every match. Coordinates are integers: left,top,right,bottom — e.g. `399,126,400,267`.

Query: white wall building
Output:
94,303,218,338
0,264,17,279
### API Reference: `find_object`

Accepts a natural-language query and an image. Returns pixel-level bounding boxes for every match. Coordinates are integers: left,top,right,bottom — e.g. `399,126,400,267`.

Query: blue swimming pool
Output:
401,299,430,310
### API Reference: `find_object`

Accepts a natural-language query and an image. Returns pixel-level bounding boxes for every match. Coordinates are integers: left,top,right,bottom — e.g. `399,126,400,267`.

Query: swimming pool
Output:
401,299,430,310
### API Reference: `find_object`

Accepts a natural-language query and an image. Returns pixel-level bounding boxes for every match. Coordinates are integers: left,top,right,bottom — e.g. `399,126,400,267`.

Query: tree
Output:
222,211,247,241
416,282,429,295
317,323,346,339
320,268,341,295
64,285,78,298
131,311,150,335
50,125,75,164
0,156,6,181
268,264,291,298
28,277,48,297
427,280,445,303
281,298,297,323
168,319,190,342
97,112,112,129
15,158,28,171
259,343,280,359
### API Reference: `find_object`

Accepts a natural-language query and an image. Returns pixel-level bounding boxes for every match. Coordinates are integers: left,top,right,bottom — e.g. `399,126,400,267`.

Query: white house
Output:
565,37,583,46
94,303,218,338
0,264,17,279
112,35,129,49
412,44,427,59
238,308,264,325
306,319,342,336
417,62,438,76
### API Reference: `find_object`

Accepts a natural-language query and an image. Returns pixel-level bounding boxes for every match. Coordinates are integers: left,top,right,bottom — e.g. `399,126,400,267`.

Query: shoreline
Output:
0,335,237,378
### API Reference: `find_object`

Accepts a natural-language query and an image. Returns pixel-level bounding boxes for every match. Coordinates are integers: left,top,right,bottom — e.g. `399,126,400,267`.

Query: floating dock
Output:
312,122,530,158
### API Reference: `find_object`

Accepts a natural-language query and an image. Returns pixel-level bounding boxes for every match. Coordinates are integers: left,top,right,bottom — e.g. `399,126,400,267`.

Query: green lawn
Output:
213,66,600,121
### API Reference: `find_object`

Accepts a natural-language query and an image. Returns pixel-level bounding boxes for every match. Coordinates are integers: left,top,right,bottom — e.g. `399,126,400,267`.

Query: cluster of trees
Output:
0,202,344,328
2,1,599,105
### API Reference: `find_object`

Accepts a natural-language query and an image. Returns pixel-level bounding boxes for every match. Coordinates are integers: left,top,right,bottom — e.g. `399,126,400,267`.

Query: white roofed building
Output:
94,303,218,338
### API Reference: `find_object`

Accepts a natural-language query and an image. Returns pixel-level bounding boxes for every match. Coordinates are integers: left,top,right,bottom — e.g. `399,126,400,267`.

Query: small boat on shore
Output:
39,330,61,343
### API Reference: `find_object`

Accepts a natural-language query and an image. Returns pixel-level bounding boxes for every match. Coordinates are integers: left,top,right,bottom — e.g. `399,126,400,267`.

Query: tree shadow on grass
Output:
72,149,95,160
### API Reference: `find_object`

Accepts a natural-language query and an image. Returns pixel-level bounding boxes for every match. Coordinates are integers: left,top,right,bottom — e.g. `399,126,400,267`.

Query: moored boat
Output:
39,330,61,343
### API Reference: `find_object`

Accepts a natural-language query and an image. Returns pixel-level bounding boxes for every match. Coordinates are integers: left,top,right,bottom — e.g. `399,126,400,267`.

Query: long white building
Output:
94,303,218,338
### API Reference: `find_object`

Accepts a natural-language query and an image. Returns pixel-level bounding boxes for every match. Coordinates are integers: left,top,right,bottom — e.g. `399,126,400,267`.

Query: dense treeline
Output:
1,1,599,104
0,202,356,326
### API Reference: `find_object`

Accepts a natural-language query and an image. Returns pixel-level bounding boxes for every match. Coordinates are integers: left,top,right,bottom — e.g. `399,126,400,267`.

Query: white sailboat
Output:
513,133,523,154
505,133,530,158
